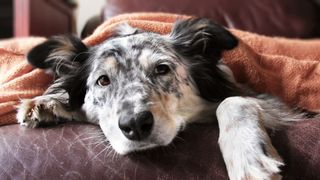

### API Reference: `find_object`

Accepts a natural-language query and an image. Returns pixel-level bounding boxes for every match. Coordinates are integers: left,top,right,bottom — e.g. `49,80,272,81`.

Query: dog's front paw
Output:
240,155,282,180
16,99,59,128
225,143,283,180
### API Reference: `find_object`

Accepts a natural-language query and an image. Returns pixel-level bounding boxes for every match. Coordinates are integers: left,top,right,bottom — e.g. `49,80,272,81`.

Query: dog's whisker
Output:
92,140,108,149
79,135,105,141
111,151,119,162
82,131,104,135
84,135,106,143
105,147,115,159
90,146,109,161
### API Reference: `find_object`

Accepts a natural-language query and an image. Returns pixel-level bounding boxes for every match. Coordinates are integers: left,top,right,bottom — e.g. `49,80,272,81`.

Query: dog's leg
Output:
16,90,85,128
216,96,284,180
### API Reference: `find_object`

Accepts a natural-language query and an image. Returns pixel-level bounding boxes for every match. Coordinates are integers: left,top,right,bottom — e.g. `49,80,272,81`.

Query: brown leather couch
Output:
1,0,320,179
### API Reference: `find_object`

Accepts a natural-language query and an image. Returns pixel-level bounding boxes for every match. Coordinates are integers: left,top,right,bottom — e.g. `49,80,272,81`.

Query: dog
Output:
16,18,306,180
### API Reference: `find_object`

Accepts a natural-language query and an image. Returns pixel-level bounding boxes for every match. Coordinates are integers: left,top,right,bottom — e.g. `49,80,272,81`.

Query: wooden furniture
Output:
0,0,76,39
0,0,13,38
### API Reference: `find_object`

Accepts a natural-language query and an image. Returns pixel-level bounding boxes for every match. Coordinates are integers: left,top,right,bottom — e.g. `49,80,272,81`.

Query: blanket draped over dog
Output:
1,13,320,126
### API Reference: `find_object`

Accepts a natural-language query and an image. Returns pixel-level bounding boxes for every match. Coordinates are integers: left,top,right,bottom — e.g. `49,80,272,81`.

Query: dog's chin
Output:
113,143,158,155
109,137,174,155
100,122,181,155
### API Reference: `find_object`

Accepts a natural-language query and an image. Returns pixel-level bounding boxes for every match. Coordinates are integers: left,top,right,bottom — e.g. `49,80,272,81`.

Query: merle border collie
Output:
17,18,306,180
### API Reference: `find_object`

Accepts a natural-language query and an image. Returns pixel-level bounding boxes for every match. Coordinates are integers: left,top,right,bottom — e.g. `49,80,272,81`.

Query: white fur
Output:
217,97,283,180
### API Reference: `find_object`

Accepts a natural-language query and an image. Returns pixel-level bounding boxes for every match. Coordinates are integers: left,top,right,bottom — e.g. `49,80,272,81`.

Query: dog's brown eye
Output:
154,64,170,75
97,75,110,86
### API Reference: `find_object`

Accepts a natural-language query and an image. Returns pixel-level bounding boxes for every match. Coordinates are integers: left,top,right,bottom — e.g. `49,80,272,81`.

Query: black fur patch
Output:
27,35,88,75
170,18,241,102
27,35,90,110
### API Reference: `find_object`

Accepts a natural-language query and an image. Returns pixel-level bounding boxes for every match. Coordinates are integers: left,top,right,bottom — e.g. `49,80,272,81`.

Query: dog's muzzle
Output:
118,111,154,141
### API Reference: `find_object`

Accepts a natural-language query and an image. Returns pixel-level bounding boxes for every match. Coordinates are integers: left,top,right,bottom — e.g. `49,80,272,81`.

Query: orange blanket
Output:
1,12,320,126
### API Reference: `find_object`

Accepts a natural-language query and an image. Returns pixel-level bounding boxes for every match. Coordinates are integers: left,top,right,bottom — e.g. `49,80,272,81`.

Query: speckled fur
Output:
16,18,309,180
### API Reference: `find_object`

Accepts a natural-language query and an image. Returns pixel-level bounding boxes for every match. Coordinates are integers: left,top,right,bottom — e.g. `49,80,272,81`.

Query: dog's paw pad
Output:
16,99,58,128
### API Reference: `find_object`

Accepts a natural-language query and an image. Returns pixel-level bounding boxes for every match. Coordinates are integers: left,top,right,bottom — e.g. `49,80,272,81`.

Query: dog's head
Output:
28,18,239,154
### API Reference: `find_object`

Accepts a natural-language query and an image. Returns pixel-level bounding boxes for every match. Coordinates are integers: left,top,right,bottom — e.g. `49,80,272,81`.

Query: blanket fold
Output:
1,12,320,126
0,38,53,126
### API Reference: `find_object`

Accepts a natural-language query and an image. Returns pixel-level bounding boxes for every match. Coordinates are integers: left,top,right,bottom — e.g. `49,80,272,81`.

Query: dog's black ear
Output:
170,18,240,102
170,18,238,61
27,35,88,76
28,35,89,110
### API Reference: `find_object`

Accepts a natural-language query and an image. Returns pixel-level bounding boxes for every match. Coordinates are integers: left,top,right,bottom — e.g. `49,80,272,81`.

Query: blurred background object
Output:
0,0,13,39
2,0,319,39
77,0,104,38
3,0,77,38
102,0,320,38
0,0,104,39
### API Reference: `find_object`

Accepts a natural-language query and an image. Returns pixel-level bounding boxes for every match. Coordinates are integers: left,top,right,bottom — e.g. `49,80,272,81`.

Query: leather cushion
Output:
0,119,319,179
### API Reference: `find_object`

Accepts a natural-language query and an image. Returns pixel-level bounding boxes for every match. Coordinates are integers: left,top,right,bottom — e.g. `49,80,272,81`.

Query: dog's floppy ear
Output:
170,18,240,102
27,35,88,76
27,35,89,110
170,18,238,61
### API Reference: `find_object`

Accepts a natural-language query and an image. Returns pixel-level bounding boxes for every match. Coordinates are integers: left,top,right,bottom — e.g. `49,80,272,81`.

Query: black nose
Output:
118,111,154,141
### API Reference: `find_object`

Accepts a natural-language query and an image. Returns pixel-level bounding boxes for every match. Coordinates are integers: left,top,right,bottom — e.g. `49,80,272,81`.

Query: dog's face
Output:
85,31,203,154
27,18,239,154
